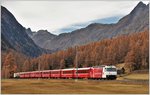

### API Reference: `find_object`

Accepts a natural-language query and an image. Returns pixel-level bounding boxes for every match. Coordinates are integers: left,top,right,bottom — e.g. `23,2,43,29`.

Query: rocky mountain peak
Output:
27,28,31,31
137,1,146,7
1,6,48,57
43,1,149,51
130,1,147,14
27,29,57,48
36,30,54,36
37,30,48,33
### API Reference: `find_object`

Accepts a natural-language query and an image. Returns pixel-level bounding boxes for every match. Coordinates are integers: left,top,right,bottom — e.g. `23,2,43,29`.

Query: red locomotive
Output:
14,65,117,80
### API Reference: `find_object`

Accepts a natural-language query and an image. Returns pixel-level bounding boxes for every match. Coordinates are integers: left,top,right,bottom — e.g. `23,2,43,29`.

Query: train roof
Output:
93,65,116,68
50,69,61,71
105,65,116,68
62,68,75,71
77,67,91,70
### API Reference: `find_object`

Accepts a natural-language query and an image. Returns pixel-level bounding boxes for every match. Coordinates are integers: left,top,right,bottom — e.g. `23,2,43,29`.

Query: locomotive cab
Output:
102,65,117,79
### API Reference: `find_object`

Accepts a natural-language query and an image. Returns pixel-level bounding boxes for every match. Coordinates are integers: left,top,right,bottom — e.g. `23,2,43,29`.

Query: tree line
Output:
1,30,149,78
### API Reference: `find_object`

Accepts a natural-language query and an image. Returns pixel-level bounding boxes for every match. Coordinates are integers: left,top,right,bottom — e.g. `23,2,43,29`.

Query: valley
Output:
1,1,149,94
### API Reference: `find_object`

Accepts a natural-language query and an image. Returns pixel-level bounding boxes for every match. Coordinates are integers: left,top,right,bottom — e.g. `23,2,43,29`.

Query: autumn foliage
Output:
31,30,149,71
1,50,28,78
1,30,149,78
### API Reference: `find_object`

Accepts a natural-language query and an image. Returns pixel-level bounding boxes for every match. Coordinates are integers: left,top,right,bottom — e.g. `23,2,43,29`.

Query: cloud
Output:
1,1,149,34
53,16,123,34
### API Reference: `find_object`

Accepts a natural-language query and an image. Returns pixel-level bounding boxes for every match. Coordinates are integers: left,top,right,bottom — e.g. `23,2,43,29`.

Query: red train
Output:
14,65,117,80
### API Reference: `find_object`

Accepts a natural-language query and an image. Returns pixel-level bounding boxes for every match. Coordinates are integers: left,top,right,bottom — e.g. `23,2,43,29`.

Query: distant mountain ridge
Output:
1,6,51,57
38,1,148,51
26,29,56,48
2,1,149,54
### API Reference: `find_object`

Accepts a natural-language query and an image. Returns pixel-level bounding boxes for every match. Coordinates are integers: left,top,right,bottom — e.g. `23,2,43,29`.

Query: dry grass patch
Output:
1,78,149,94
117,70,149,80
124,73,149,80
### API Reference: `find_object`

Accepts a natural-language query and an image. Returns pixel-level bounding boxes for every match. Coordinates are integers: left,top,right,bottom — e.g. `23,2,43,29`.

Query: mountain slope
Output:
26,29,56,48
43,2,149,51
1,6,48,57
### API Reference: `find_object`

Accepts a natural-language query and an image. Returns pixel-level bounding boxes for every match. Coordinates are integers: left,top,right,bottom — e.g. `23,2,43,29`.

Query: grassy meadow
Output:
1,72,149,94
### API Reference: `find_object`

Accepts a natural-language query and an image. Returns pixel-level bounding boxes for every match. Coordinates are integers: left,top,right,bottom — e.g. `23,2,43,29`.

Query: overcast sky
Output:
2,1,149,35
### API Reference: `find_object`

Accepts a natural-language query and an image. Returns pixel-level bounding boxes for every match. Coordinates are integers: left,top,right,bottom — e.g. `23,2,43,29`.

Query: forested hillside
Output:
35,30,149,72
2,30,148,78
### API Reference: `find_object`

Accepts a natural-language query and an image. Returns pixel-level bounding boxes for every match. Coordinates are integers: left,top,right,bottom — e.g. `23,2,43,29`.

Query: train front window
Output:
106,68,116,71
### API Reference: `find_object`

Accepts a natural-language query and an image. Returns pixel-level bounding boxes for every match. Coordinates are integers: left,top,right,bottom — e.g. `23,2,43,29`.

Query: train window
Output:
106,68,116,71
78,70,88,73
52,71,59,74
63,71,72,74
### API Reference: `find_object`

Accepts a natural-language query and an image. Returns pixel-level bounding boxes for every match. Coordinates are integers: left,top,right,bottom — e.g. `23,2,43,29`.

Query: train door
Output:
59,69,62,78
73,69,76,78
89,67,93,78
49,71,51,78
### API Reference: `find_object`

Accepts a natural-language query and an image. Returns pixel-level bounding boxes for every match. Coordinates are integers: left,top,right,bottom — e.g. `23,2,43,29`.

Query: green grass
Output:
1,76,149,94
